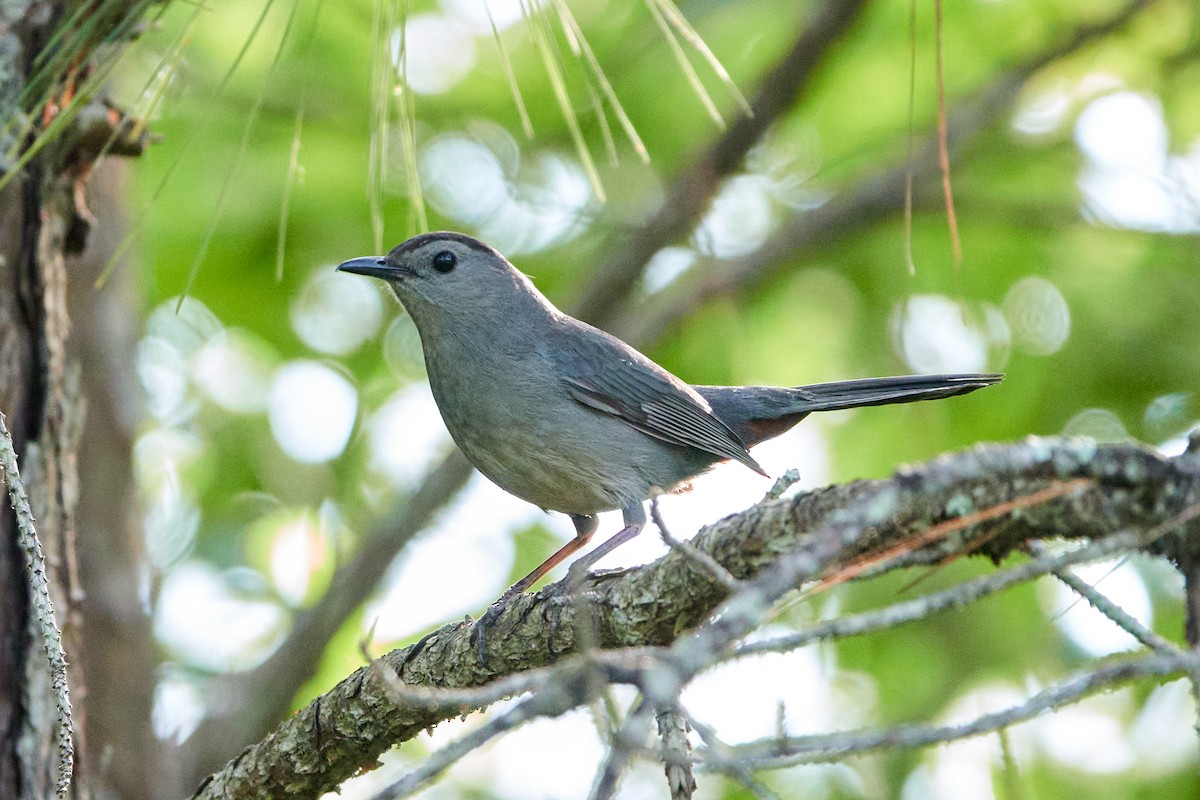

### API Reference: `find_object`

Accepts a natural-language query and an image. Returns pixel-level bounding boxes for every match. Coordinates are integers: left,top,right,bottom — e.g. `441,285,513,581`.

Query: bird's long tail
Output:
784,372,1002,412
696,373,1001,448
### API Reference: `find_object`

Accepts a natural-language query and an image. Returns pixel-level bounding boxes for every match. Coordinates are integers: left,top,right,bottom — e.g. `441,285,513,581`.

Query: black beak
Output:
336,256,406,280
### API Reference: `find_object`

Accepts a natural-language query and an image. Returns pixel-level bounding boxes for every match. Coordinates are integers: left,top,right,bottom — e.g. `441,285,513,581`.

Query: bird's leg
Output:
565,502,647,583
475,513,598,666
510,513,600,594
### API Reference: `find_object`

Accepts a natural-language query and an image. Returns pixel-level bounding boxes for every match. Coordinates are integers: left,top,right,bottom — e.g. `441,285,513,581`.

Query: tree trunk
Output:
68,160,160,800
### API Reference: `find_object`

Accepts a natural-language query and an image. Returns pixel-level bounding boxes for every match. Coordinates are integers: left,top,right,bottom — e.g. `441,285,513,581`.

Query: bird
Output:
337,232,1001,598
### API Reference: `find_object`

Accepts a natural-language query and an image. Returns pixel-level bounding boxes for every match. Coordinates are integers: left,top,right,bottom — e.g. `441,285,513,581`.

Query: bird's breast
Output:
421,342,687,515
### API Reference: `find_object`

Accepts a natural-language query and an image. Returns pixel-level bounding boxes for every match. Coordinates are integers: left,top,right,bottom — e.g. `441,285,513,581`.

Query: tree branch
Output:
732,530,1150,659
1029,540,1182,656
0,410,73,797
193,438,1200,799
655,705,696,800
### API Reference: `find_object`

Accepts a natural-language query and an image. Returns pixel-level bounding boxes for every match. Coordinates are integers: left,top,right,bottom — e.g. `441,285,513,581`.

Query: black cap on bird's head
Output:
335,231,557,325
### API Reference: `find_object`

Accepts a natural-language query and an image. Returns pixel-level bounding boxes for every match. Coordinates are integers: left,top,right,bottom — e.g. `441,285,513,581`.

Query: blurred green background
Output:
98,0,1200,796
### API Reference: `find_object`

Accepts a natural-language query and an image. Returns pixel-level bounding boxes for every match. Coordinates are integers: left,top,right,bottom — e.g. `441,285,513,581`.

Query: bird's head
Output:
337,232,554,331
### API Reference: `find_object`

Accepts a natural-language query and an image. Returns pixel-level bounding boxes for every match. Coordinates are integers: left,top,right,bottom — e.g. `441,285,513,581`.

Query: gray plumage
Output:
338,231,1001,592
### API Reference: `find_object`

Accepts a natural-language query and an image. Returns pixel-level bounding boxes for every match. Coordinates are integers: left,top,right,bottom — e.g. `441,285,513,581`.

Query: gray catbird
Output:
338,232,1000,596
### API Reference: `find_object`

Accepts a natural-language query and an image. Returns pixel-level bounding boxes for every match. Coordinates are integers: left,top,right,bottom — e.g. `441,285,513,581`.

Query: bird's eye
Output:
432,250,457,273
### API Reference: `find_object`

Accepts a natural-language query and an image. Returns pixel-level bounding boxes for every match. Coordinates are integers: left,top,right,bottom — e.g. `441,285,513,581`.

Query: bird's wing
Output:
557,322,766,476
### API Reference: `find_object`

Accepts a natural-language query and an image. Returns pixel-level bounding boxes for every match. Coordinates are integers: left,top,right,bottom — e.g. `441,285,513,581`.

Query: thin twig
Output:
682,710,781,800
588,697,654,800
763,469,800,502
365,644,546,710
1028,541,1181,656
370,664,596,800
734,531,1148,659
0,411,73,797
652,497,741,591
656,704,697,800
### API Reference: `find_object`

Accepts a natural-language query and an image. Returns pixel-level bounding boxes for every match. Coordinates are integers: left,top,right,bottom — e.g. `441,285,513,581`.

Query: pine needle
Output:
96,0,279,288
0,0,155,190
643,0,725,129
934,0,963,273
277,0,327,282
550,0,648,163
904,0,917,276
368,0,399,251
177,0,300,311
395,0,427,234
649,0,750,117
520,0,605,202
484,0,534,139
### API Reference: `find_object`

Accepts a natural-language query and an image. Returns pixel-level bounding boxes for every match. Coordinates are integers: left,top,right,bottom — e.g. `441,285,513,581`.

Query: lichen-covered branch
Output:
0,411,73,797
193,438,1200,799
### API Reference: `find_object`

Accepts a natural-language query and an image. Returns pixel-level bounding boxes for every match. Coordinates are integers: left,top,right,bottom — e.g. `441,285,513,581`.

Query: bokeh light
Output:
1143,392,1192,442
1076,90,1200,233
291,269,385,356
392,13,478,96
694,174,777,258
154,561,287,672
891,295,1009,374
367,385,448,485
415,125,595,254
1003,276,1070,356
193,329,275,413
642,246,697,294
1062,408,1127,441
267,361,359,463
